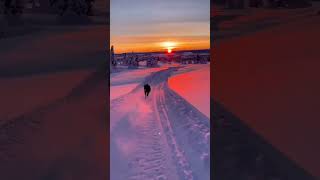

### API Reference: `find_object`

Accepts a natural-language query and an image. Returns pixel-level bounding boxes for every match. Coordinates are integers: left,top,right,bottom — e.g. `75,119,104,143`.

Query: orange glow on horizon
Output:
161,41,177,53
111,36,209,54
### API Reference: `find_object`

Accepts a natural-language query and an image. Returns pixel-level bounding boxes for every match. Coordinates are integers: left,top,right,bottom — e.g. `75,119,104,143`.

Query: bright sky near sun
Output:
110,0,210,53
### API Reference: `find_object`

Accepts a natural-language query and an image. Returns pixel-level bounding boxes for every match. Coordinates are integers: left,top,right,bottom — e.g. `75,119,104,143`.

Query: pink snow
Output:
0,23,108,179
169,64,210,118
110,83,139,100
214,10,320,177
0,70,92,124
110,65,175,99
111,66,168,86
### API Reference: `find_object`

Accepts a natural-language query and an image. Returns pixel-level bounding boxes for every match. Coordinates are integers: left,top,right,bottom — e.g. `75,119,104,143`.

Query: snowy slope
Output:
214,11,320,177
110,67,210,180
110,83,139,101
0,23,108,179
111,67,167,86
0,70,92,123
110,65,176,100
0,70,108,180
169,64,210,118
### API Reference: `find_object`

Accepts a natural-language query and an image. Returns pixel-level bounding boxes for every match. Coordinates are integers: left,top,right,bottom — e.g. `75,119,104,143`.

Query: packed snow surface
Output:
110,65,210,180
110,83,139,101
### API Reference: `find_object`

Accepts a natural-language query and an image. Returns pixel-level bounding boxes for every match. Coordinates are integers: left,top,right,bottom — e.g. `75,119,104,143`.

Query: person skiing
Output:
144,84,151,98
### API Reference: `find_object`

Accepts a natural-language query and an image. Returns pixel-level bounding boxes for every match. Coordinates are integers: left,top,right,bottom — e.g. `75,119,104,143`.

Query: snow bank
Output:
214,14,320,177
110,66,171,101
169,64,210,118
110,68,210,179
0,70,92,124
111,66,169,86
110,83,139,100
0,70,108,180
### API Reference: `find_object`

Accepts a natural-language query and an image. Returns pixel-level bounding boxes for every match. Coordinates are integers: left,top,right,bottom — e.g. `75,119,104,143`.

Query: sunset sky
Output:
111,0,210,53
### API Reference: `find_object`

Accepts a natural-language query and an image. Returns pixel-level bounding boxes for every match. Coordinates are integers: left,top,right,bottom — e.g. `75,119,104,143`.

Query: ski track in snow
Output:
110,67,210,180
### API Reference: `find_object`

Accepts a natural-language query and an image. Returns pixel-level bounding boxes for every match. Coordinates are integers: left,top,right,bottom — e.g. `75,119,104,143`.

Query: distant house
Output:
146,57,158,67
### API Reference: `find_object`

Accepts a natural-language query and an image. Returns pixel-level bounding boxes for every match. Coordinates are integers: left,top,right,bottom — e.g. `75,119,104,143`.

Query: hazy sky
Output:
111,0,210,53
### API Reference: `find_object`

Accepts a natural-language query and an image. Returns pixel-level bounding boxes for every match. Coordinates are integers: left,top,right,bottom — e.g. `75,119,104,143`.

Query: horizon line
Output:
114,48,210,55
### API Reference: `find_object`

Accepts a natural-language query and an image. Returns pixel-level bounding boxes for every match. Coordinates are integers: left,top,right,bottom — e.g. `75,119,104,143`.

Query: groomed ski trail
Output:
110,67,210,180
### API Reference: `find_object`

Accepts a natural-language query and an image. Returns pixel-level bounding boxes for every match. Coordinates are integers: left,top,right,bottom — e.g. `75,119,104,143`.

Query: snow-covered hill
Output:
110,65,210,180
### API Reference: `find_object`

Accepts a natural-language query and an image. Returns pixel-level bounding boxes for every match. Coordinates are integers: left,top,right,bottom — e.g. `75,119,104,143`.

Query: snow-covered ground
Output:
0,17,108,179
169,64,210,118
213,6,320,177
110,64,210,117
110,64,210,179
110,83,139,100
0,70,92,124
110,63,182,100
110,66,168,100
111,67,168,86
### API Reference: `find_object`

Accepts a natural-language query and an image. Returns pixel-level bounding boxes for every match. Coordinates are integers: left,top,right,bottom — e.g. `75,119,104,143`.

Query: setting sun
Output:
161,41,177,53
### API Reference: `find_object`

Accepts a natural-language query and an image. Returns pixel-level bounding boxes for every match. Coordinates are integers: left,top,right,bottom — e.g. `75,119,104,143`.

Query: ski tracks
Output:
110,68,210,180
111,90,180,180
153,84,194,180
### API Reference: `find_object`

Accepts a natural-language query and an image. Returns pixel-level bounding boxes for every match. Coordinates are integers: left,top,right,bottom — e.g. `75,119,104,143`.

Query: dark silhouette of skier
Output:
144,84,151,98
